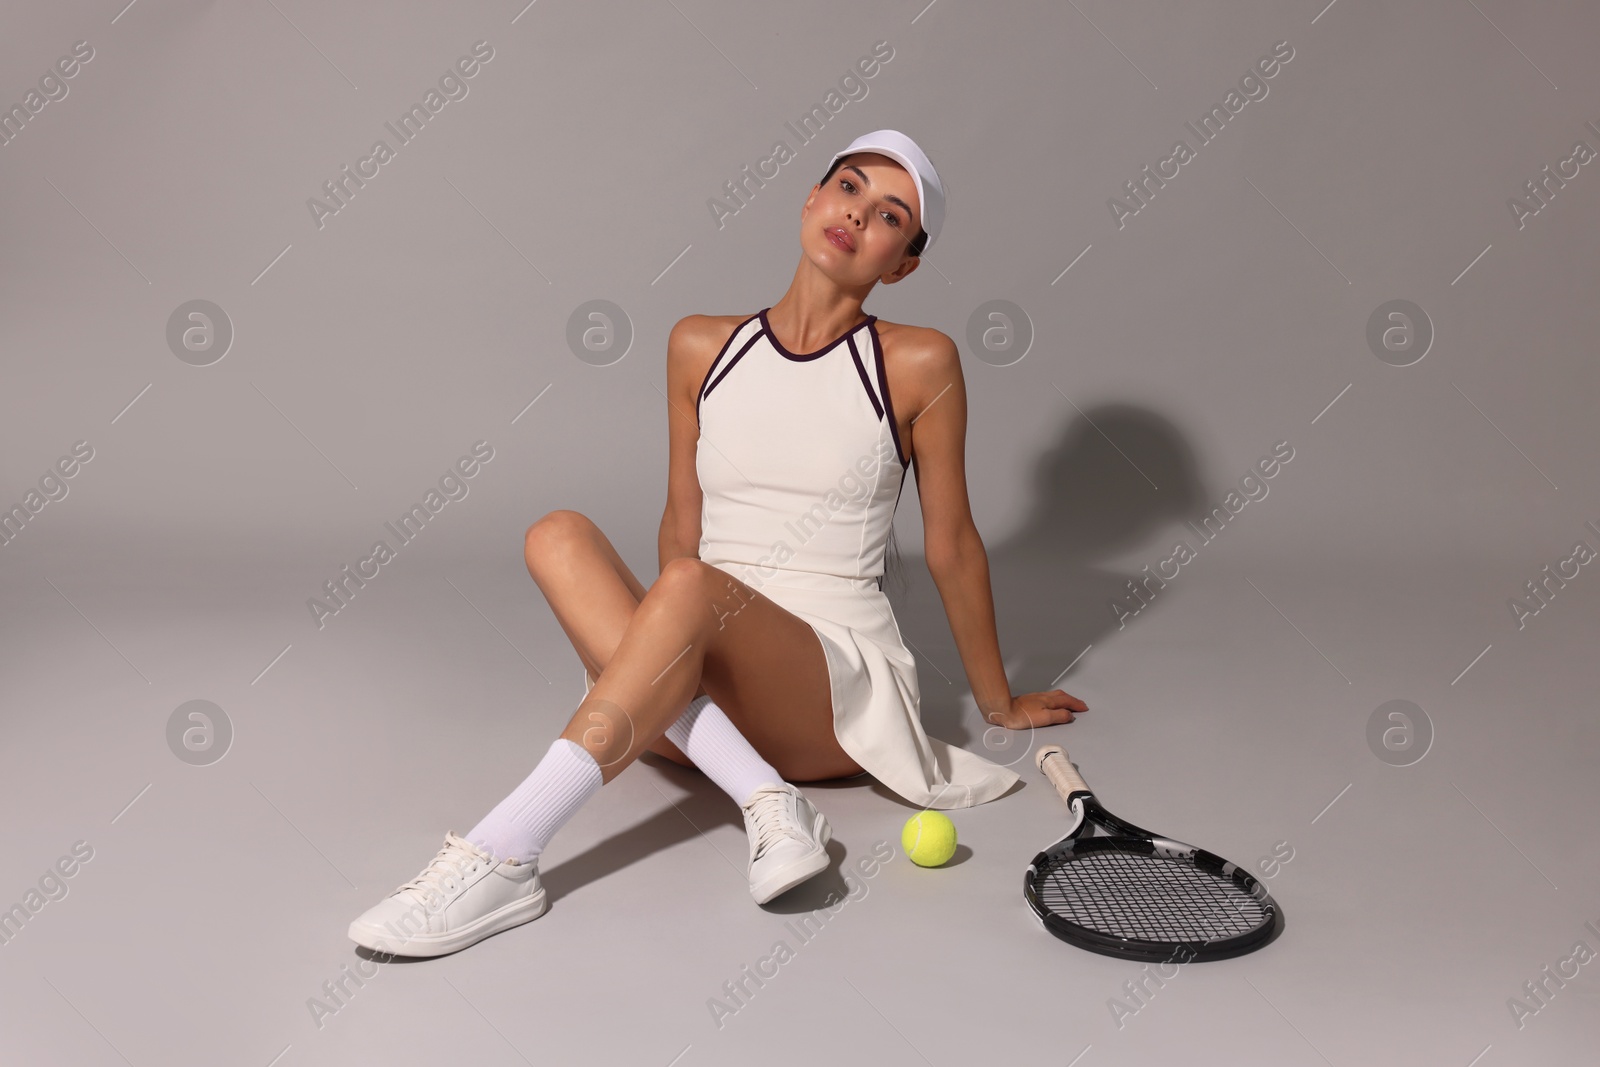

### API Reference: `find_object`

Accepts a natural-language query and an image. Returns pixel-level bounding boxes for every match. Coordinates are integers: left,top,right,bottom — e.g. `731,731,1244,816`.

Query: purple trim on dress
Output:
867,318,908,467
696,312,763,429
846,335,885,420
761,306,876,363
701,330,762,408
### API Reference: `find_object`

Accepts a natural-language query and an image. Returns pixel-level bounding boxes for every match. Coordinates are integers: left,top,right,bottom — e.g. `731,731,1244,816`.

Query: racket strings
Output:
1038,849,1269,943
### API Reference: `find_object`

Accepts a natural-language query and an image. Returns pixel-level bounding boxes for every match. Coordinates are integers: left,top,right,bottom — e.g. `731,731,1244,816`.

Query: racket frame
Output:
1024,744,1280,962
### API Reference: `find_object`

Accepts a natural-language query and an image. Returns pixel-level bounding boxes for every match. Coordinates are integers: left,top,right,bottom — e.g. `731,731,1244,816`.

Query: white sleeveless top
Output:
687,307,1022,809
696,307,906,583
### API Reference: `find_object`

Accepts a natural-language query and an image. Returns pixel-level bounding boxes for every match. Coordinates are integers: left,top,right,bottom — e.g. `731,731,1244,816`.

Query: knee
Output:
524,509,594,565
649,558,749,630
651,557,736,604
655,556,710,586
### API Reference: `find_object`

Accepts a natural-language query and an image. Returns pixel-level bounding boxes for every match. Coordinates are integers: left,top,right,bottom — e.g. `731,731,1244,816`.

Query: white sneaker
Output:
347,832,547,957
741,782,832,904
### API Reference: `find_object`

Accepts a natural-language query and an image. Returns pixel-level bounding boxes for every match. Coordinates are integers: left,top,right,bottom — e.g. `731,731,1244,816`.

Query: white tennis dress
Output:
688,307,1022,809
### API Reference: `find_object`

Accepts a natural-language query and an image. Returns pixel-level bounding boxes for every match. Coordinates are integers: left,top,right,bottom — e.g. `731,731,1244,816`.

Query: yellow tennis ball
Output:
902,811,957,867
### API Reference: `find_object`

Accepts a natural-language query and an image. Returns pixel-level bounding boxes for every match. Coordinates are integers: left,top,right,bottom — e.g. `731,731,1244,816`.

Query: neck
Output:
768,256,875,348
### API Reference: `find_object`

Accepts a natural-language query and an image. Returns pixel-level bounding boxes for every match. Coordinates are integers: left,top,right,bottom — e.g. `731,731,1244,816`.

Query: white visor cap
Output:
825,129,945,256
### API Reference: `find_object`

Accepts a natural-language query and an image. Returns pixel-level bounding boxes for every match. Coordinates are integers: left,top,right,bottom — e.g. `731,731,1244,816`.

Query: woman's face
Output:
801,152,923,285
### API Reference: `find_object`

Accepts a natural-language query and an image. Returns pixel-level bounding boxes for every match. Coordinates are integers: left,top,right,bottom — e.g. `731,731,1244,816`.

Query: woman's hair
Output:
818,157,930,259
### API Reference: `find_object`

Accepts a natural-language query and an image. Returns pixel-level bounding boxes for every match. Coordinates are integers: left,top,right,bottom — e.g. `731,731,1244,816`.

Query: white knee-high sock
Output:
466,738,603,865
665,694,783,807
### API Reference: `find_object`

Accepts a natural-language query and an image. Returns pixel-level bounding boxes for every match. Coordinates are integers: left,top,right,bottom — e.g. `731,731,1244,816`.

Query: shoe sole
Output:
750,812,833,905
347,883,549,958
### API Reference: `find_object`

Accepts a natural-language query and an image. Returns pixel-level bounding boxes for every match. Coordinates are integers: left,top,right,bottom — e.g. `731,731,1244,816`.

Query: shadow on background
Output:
890,403,1207,750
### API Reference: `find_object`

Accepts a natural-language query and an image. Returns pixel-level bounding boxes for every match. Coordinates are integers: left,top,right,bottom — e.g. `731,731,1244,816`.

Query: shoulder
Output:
872,318,962,415
874,317,961,379
667,312,758,390
669,312,751,353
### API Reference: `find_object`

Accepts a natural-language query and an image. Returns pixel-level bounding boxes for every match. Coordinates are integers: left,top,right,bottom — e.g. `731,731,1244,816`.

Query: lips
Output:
824,227,855,252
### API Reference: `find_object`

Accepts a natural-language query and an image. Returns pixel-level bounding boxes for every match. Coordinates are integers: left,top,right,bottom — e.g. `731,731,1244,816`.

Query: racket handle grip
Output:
1036,744,1091,802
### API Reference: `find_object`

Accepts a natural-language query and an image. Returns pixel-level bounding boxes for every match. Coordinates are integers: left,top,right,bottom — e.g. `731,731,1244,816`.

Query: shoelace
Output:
393,838,481,899
745,788,807,860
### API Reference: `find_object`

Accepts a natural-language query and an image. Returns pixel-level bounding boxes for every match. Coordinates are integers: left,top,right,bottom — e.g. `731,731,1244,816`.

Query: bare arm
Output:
659,315,715,572
911,331,1087,730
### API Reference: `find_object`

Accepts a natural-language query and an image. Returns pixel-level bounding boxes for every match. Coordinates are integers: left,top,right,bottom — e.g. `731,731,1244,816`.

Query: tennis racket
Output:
1023,744,1280,961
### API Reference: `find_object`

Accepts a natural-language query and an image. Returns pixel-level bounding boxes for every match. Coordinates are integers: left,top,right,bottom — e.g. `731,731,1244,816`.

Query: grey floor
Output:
4,537,1597,1066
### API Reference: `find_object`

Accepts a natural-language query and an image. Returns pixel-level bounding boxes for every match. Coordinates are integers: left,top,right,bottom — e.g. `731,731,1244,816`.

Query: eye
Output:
839,178,904,228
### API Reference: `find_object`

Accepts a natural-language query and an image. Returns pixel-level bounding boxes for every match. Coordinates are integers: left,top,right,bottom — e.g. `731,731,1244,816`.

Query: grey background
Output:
3,1,1598,1064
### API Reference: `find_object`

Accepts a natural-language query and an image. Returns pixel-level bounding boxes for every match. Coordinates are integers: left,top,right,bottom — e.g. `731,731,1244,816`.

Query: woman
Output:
348,130,1086,958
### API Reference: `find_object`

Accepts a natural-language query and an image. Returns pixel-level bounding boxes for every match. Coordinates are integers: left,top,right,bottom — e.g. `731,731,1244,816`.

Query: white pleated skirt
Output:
588,563,1022,809
750,566,1020,809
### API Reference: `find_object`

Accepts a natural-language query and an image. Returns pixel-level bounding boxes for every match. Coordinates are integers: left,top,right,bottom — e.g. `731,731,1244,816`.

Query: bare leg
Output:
525,510,695,766
524,510,860,785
